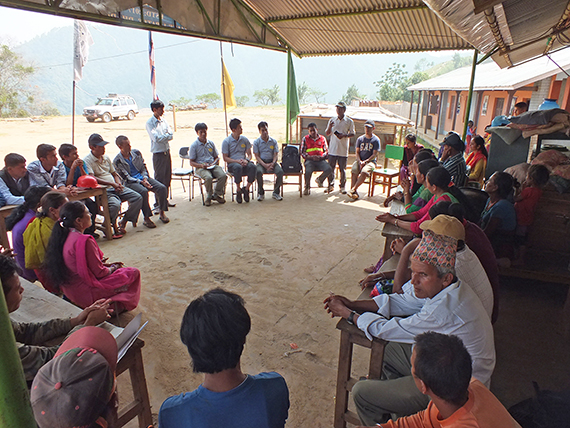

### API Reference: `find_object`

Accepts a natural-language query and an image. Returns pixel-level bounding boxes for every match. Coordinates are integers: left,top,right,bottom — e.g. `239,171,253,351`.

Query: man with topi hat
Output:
347,119,379,200
324,224,494,426
31,326,119,428
439,133,467,187
325,101,355,194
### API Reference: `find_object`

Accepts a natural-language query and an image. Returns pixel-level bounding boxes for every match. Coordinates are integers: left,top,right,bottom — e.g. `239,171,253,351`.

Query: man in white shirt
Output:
325,101,354,194
146,99,175,208
324,227,495,426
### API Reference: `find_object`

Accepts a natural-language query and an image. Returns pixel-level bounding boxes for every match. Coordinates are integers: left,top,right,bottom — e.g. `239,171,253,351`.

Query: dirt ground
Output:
1,107,391,427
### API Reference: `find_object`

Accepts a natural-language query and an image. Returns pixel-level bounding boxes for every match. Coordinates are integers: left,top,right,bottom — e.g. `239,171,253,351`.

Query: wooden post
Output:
415,91,422,130
171,104,177,132
72,80,76,145
435,91,444,140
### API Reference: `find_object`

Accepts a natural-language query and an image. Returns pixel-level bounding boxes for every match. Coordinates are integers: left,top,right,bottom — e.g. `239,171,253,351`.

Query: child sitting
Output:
513,164,550,265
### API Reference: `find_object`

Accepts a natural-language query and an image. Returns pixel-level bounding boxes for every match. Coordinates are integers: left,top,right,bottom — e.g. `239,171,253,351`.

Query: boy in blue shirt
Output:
159,288,289,428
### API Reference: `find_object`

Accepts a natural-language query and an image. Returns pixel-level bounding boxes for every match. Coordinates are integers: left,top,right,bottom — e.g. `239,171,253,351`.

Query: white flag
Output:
74,20,94,82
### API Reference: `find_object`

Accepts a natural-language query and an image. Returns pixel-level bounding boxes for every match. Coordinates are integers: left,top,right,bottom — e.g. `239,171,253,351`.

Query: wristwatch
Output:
347,311,357,325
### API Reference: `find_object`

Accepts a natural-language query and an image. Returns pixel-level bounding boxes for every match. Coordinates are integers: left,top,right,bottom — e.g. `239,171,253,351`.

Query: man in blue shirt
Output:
113,135,169,227
159,288,289,428
348,120,380,200
27,144,73,196
222,118,256,204
189,123,227,206
0,153,30,206
253,121,283,201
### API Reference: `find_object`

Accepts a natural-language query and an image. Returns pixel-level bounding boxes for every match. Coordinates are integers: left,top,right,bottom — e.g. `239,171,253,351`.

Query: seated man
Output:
300,122,332,195
253,121,283,201
0,153,30,205
31,326,119,428
439,133,467,187
0,254,111,383
83,133,142,237
59,144,98,237
348,119,379,200
222,118,256,204
159,288,289,428
27,144,73,195
113,135,169,227
190,122,227,206
324,227,495,426
369,332,521,428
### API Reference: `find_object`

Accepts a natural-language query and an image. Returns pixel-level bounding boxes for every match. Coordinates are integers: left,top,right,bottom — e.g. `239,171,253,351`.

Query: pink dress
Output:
61,229,141,310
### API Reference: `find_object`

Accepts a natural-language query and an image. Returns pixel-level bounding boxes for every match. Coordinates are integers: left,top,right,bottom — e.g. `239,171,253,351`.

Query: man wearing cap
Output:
147,99,175,208
31,326,119,428
324,223,495,426
439,133,467,187
347,120,379,200
325,101,355,194
84,133,143,237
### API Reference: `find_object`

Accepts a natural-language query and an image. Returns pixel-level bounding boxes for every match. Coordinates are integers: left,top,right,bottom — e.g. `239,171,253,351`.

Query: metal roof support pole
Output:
462,49,478,141
415,91,422,130
286,49,291,145
0,282,37,427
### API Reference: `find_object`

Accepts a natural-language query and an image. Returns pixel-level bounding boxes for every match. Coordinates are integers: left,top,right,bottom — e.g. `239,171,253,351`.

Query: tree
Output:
297,81,311,104
374,63,430,102
0,44,34,117
310,88,327,103
195,93,221,108
254,85,281,105
236,95,249,107
341,84,365,105
169,96,193,107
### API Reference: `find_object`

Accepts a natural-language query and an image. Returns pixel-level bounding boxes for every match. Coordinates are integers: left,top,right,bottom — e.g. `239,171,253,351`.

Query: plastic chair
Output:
171,147,193,201
368,145,404,197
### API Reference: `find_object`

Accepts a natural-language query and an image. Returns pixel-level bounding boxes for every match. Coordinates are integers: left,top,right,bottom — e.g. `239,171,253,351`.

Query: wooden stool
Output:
334,318,387,428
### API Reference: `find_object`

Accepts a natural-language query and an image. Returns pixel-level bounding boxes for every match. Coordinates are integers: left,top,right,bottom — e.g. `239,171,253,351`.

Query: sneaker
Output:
257,193,265,201
325,185,334,194
316,178,324,187
204,197,212,206
303,187,310,195
272,192,283,201
242,186,250,203
236,188,242,204
347,189,356,198
213,194,226,204
340,187,347,194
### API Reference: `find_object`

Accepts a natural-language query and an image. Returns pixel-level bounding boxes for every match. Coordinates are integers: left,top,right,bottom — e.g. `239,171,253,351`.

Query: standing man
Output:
189,123,227,206
222,118,256,204
146,99,175,208
84,133,142,238
27,144,74,196
253,121,283,201
325,101,354,194
300,123,332,196
0,153,30,205
114,135,169,227
439,133,467,187
348,120,379,200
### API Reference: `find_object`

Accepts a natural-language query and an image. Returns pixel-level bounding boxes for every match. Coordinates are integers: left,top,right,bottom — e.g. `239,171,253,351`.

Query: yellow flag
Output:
221,61,237,112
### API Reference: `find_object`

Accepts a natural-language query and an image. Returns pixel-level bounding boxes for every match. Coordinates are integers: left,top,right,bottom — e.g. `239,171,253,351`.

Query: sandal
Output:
112,232,123,239
159,215,170,224
143,219,157,228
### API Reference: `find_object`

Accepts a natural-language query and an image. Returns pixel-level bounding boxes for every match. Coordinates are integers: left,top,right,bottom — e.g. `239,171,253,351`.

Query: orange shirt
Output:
381,379,521,428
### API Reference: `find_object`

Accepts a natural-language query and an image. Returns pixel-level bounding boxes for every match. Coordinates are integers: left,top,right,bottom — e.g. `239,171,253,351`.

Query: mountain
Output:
15,23,468,115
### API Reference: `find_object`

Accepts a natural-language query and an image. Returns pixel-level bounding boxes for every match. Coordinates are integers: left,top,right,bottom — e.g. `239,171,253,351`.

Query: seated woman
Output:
23,191,68,291
480,172,517,260
376,166,469,235
43,201,141,312
5,186,51,281
384,149,434,208
465,136,488,188
400,134,424,181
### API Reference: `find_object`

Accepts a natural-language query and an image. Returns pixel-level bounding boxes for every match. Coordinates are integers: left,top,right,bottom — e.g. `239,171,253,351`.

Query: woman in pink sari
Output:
43,201,140,312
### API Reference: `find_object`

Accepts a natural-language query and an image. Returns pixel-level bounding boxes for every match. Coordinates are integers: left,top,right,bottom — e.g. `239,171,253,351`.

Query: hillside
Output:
14,22,469,115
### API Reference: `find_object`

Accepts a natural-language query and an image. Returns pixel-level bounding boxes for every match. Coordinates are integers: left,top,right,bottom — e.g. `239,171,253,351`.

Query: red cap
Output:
55,326,118,372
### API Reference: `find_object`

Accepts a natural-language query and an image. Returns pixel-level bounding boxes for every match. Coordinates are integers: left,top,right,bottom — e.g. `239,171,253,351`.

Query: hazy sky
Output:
0,6,73,44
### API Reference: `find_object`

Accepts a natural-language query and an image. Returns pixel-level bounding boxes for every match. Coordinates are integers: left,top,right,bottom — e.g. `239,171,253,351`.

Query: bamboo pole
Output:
220,42,229,136
462,49,479,140
72,80,76,145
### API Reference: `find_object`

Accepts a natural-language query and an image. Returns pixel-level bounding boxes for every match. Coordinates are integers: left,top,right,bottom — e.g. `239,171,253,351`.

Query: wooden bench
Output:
0,204,18,249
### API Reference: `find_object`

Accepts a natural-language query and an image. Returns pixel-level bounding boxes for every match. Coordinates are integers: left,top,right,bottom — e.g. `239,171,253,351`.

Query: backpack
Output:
281,145,302,173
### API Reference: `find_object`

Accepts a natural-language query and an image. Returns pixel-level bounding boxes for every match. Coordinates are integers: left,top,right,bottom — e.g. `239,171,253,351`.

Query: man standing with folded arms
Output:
325,101,354,194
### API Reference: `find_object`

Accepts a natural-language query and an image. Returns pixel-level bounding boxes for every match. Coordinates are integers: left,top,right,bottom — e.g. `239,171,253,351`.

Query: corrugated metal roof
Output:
0,0,471,56
408,47,570,91
423,0,570,68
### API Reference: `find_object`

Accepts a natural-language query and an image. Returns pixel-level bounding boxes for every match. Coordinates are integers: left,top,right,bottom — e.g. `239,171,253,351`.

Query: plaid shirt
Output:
443,152,467,187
